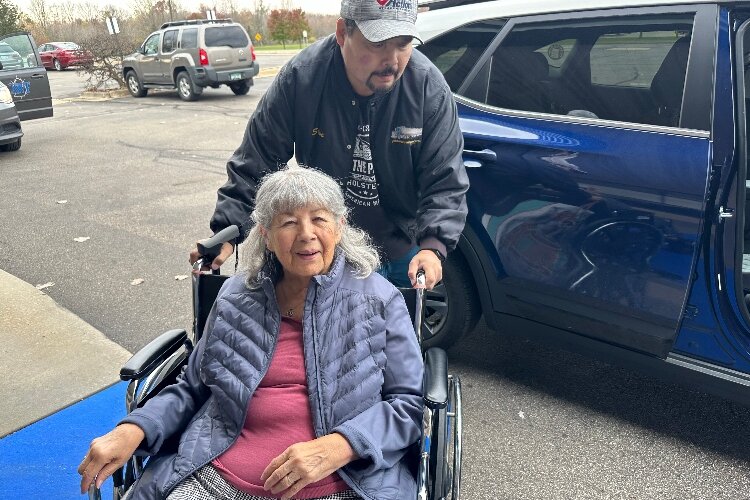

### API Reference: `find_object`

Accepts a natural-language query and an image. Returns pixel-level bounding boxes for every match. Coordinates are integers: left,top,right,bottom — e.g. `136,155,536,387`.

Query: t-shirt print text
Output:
346,124,380,207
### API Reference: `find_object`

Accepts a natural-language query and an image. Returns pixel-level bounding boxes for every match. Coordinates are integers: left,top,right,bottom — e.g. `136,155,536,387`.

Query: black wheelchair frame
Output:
90,226,463,500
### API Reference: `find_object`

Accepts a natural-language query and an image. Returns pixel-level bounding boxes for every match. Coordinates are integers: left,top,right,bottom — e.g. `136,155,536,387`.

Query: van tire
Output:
126,71,147,98
176,71,201,101
229,80,251,95
422,251,481,350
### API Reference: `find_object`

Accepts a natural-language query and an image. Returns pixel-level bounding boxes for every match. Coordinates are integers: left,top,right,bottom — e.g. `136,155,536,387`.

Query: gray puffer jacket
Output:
120,252,424,499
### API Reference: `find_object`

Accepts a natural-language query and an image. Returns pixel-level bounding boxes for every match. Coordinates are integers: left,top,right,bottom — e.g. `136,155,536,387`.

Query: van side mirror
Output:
0,61,3,70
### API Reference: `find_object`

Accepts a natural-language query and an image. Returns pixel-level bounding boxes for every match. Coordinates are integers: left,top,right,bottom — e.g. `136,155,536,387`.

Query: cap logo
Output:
376,0,390,5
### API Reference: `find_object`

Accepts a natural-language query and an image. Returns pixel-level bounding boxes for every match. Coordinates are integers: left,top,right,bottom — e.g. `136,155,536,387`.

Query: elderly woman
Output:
78,165,424,500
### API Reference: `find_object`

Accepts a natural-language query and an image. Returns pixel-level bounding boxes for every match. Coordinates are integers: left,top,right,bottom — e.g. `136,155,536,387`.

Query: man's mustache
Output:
372,67,398,77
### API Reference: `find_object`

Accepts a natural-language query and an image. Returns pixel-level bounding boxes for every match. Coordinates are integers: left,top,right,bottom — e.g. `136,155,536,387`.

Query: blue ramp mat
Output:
0,382,126,499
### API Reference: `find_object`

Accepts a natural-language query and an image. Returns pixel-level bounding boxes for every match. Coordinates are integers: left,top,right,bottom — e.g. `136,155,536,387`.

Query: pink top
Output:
212,317,350,499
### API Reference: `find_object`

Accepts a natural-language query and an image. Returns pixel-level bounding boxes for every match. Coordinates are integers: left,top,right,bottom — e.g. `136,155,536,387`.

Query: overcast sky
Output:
11,0,341,15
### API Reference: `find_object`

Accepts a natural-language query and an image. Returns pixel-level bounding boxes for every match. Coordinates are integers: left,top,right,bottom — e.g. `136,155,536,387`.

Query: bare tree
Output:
249,0,268,44
29,0,51,34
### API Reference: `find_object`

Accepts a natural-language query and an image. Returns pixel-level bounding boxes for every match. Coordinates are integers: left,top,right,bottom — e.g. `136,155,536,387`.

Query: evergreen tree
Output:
0,0,24,36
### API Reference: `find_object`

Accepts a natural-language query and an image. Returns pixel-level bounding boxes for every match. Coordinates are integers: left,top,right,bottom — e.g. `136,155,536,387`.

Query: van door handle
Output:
31,74,46,79
463,148,497,163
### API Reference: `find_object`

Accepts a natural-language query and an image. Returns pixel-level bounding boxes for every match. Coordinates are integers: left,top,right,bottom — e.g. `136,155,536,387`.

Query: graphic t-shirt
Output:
345,96,412,261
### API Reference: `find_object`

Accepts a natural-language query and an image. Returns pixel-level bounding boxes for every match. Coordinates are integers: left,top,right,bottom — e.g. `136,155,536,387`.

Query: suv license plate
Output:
230,73,242,80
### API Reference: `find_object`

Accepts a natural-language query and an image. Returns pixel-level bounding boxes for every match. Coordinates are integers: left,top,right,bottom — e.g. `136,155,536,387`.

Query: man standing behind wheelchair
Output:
78,166,424,499
191,0,469,290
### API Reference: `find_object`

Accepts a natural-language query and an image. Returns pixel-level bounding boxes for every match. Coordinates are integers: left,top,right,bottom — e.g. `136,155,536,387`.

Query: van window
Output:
205,26,248,48
470,14,695,127
0,33,37,69
162,30,178,52
143,34,160,56
181,28,198,49
416,19,504,92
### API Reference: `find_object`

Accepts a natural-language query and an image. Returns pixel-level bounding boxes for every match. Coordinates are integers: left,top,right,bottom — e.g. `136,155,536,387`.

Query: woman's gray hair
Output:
241,165,381,287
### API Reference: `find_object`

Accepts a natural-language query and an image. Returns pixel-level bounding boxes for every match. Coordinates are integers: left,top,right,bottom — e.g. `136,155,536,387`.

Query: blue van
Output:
416,0,750,405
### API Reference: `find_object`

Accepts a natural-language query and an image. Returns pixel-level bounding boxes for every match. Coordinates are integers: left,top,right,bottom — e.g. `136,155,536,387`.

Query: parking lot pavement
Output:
0,268,130,437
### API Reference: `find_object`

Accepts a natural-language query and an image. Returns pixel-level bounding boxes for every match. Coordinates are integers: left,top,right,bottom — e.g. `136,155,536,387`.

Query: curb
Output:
0,269,131,437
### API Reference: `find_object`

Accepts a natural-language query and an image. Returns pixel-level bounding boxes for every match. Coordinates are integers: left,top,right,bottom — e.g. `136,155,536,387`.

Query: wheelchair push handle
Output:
414,270,426,344
195,225,240,272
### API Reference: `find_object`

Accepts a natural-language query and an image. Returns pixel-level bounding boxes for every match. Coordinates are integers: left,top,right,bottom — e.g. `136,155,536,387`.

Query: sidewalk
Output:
0,269,131,437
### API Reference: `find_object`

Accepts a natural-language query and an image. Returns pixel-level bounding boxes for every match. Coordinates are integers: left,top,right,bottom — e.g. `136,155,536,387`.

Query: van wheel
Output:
1,138,21,152
126,71,147,97
176,71,201,101
53,58,62,71
422,251,481,349
229,79,251,95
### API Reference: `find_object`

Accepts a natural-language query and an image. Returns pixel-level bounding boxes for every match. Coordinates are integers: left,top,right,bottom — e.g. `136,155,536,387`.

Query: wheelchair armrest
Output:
423,347,448,409
120,329,190,381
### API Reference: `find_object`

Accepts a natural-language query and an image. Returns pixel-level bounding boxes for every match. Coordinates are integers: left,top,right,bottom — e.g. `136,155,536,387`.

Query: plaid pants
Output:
165,464,362,500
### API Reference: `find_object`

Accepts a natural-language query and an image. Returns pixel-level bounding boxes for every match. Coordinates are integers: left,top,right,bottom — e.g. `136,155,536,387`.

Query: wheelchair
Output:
90,226,463,500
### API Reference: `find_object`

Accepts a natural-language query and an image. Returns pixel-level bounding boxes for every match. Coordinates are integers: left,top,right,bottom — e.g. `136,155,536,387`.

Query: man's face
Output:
336,19,414,96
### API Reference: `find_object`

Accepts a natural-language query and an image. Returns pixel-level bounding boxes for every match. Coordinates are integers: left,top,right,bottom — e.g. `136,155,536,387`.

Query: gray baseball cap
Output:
340,0,422,43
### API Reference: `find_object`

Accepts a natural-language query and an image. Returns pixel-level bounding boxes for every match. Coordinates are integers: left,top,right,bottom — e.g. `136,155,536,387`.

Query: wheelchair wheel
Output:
446,374,463,500
431,374,463,500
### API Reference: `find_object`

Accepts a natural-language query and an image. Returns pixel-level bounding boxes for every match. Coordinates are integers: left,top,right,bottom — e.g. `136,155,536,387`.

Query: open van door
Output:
0,32,52,121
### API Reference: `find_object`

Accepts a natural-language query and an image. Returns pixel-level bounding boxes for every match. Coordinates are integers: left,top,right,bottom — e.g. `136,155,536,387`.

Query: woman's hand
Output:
78,423,145,493
260,433,357,499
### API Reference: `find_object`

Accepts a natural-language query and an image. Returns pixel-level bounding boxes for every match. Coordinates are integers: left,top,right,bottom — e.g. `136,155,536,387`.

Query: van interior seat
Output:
650,35,691,127
487,47,551,113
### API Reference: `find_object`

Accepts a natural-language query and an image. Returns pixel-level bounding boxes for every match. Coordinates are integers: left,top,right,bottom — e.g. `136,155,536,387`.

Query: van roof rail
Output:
159,18,234,29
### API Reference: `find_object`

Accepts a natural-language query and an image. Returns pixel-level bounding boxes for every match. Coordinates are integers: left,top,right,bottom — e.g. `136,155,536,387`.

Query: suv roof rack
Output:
418,0,481,10
159,18,234,29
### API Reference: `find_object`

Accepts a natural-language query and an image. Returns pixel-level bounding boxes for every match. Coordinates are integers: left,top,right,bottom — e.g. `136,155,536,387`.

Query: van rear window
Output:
205,26,248,48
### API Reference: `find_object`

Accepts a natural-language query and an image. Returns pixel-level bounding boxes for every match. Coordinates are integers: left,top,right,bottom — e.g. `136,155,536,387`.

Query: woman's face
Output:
264,206,342,281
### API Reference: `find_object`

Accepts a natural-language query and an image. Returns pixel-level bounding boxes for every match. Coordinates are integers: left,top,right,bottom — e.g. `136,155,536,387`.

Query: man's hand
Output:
260,433,357,499
78,423,145,493
408,249,443,289
189,241,234,271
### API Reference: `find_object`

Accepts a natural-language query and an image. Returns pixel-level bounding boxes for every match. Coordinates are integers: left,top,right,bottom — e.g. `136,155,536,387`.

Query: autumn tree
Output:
267,8,310,48
0,0,25,35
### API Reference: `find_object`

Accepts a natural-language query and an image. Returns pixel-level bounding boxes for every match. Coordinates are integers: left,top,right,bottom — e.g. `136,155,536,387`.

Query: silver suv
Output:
122,19,260,101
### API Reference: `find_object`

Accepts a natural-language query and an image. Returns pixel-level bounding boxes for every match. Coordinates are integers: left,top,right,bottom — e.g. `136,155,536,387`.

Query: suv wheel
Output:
422,251,481,349
1,138,21,152
176,71,201,101
53,58,62,71
229,79,251,96
126,70,148,98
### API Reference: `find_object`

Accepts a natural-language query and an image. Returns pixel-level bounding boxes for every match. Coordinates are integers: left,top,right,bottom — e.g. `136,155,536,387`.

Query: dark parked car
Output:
415,0,750,405
0,81,22,152
38,42,93,71
0,31,53,152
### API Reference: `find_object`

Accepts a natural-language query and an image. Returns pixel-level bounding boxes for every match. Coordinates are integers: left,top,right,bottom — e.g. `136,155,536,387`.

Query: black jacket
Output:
210,34,468,259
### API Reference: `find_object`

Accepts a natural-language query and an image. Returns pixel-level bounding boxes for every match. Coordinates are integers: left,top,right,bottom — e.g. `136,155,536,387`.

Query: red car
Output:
38,42,92,70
